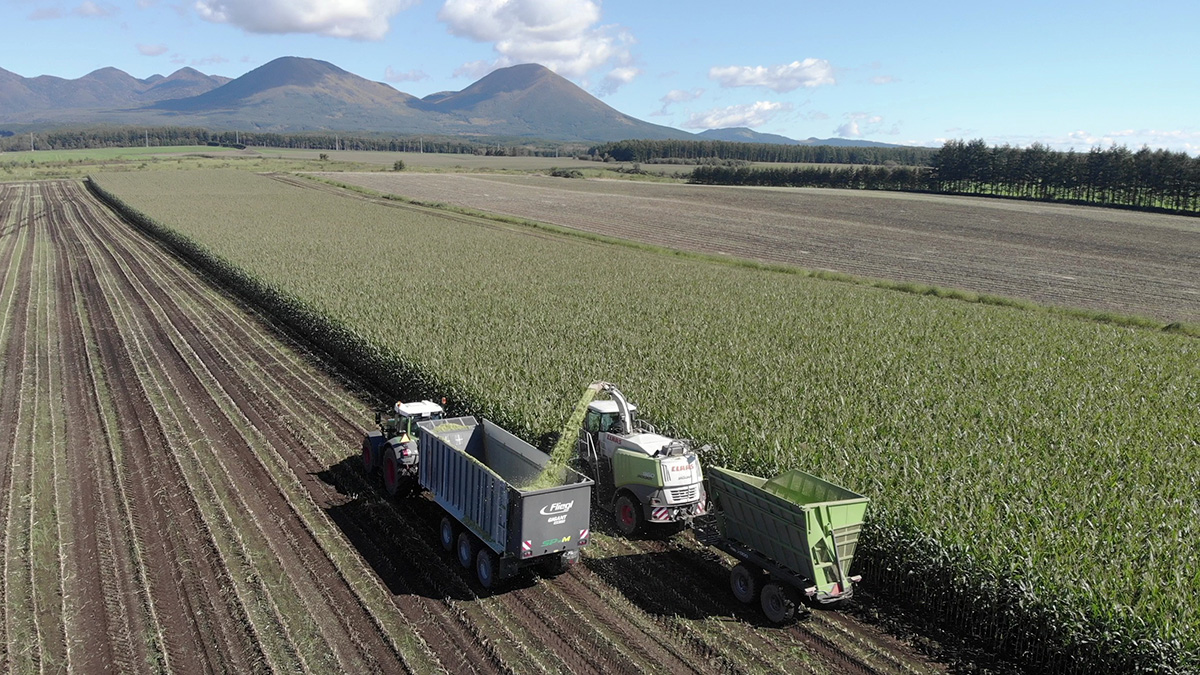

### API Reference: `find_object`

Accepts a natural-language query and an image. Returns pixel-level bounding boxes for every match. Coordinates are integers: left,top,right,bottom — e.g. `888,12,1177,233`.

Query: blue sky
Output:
3,0,1198,154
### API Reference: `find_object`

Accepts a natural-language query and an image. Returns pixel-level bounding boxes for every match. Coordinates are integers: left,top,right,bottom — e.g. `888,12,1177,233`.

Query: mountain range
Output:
0,56,906,146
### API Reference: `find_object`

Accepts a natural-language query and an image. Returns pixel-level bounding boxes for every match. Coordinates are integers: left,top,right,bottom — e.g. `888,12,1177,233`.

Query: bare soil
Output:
321,172,1200,325
0,180,986,673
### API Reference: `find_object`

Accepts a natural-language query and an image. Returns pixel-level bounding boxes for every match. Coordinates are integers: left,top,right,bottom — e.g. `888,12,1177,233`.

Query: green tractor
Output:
362,399,444,495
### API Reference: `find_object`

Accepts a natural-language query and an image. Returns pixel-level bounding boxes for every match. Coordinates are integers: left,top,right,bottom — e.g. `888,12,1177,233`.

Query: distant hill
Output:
0,57,907,146
0,65,228,120
698,126,909,148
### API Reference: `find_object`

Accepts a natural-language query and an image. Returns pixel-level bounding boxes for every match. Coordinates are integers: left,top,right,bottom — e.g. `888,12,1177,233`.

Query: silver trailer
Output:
417,416,594,588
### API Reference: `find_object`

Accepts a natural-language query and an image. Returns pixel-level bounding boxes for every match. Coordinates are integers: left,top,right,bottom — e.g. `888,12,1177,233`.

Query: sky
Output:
3,0,1199,154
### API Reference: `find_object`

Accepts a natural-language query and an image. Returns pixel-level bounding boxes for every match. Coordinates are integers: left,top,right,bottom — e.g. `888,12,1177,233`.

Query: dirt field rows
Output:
0,180,957,673
322,172,1200,325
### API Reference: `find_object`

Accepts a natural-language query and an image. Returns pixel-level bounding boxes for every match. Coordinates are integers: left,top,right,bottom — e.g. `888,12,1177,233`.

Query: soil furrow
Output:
78,180,427,673
29,204,69,672
46,180,143,673
0,183,37,674
61,187,261,673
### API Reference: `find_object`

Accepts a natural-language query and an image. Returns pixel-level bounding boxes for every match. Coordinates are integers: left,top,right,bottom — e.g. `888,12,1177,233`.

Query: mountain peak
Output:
1,56,693,141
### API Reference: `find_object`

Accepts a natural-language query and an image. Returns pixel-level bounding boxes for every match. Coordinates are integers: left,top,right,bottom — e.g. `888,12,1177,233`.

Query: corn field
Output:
89,170,1199,672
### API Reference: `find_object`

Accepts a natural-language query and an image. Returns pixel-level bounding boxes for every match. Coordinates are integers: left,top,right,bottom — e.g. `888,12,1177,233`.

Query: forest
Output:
689,140,1200,215
0,126,588,156
589,138,937,166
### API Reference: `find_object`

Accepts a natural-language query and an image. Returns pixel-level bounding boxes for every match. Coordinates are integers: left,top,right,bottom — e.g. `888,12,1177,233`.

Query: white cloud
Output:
597,66,639,96
682,101,791,130
837,112,885,138
137,43,169,56
74,1,118,17
709,59,835,92
438,0,636,87
385,66,428,83
194,0,417,40
654,88,704,115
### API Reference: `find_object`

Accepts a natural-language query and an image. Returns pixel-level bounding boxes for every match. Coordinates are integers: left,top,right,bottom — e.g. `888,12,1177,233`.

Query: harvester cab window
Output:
602,413,621,433
584,410,601,433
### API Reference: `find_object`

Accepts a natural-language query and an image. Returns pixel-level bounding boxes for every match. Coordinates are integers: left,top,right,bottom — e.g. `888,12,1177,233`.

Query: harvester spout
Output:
601,383,634,435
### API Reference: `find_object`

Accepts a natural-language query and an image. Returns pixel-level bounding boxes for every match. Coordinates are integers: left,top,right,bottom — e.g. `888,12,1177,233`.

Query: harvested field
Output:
321,172,1200,325
0,179,954,673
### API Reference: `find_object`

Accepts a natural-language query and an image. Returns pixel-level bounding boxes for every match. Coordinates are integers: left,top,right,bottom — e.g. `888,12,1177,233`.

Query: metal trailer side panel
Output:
418,417,511,554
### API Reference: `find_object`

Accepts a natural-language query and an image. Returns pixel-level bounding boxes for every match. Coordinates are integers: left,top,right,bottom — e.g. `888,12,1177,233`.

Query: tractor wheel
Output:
439,516,457,553
475,548,498,589
760,581,798,624
383,452,400,496
456,531,477,569
730,562,764,604
361,436,375,473
613,493,643,536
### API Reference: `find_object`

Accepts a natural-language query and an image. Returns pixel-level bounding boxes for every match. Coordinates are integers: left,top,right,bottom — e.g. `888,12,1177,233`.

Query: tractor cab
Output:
585,400,638,435
379,399,444,441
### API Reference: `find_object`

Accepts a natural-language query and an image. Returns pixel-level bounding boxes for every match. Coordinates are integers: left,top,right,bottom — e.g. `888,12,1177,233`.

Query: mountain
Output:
0,65,228,119
413,63,687,140
697,127,803,145
148,56,436,132
0,57,906,146
698,127,908,148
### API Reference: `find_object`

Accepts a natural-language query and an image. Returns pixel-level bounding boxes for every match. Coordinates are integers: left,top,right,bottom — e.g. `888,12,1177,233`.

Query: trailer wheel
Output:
383,452,400,496
760,581,797,624
361,436,375,473
730,563,764,604
476,549,498,589
439,516,456,553
456,532,477,569
613,493,643,536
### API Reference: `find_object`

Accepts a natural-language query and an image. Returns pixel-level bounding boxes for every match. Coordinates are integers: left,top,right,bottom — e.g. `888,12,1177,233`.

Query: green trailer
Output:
699,466,869,623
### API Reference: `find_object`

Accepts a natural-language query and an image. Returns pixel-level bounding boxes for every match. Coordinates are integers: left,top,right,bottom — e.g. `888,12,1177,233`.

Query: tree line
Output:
0,126,590,157
689,140,1200,215
589,139,937,166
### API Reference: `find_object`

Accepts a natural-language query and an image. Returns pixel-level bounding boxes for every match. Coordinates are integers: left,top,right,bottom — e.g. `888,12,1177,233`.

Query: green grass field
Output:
89,169,1198,672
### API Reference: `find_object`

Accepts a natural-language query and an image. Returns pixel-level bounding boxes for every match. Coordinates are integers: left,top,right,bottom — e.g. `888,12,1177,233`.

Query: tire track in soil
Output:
46,178,172,674
0,183,37,673
606,534,938,675
55,184,264,674
74,195,414,674
76,180,468,672
29,194,69,673
83,184,500,674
